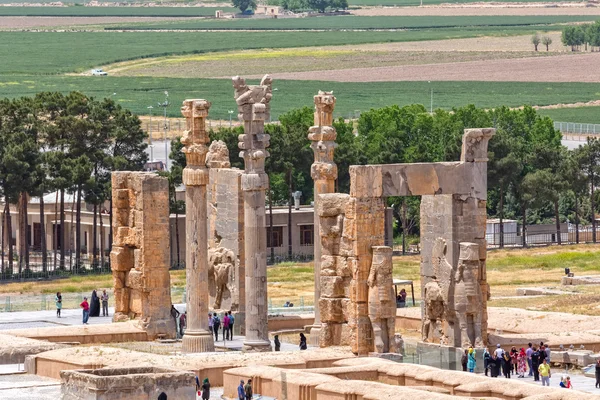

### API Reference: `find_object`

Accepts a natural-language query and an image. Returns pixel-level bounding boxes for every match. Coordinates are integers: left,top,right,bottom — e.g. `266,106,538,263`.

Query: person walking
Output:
467,347,476,373
237,380,245,400
101,290,109,317
538,358,551,386
510,346,518,375
244,379,253,400
212,313,221,341
526,343,534,377
595,359,600,389
55,292,62,318
179,312,187,337
531,346,541,382
170,305,180,338
274,335,281,351
483,348,490,376
299,333,307,350
90,290,100,317
461,349,468,372
223,312,230,341
208,313,214,339
545,344,551,363
228,311,235,339
517,348,527,378
201,378,210,400
80,297,90,325
489,353,500,378
502,351,511,379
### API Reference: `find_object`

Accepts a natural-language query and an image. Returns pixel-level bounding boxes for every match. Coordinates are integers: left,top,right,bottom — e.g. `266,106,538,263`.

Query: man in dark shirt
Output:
531,346,541,381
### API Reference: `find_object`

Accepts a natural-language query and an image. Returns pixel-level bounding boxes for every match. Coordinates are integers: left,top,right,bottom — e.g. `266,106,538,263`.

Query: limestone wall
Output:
110,172,175,339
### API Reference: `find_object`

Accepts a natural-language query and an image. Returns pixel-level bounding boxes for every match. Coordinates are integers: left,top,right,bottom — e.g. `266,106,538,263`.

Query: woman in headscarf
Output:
483,347,491,376
517,348,527,378
467,346,476,373
502,351,512,379
489,353,500,378
299,333,307,350
201,377,210,400
89,289,100,317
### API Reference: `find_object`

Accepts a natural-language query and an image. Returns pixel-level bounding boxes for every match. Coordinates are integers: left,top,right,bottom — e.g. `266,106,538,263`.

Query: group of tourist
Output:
459,342,562,388
58,289,109,324
208,311,235,341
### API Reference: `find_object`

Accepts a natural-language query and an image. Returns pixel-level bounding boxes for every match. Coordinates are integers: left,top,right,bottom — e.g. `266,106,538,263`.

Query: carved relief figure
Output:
422,281,446,344
368,246,396,353
453,242,484,348
208,247,235,309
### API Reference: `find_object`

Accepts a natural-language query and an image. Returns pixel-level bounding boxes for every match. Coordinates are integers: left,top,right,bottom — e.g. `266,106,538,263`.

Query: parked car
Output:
91,69,108,76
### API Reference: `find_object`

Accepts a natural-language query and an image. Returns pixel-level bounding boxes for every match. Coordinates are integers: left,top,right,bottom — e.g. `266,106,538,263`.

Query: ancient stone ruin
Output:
110,172,175,339
61,367,195,400
316,128,494,353
206,140,246,333
180,99,215,353
233,74,273,352
308,90,338,345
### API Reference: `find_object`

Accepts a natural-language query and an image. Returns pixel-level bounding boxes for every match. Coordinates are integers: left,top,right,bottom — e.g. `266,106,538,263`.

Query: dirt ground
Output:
0,16,201,29
248,51,600,82
352,5,600,16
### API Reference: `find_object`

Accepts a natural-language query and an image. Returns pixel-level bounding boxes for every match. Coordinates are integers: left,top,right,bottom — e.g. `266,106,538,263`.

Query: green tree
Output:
531,33,540,51
280,0,306,11
233,0,256,12
306,0,329,12
542,35,553,51
574,138,600,243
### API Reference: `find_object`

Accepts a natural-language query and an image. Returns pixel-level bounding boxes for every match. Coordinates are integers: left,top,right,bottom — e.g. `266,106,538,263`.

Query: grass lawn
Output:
0,6,236,16
2,76,600,119
538,107,600,125
105,15,598,30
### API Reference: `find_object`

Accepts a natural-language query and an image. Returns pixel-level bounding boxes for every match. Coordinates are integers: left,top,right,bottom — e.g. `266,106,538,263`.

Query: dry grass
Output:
5,244,600,315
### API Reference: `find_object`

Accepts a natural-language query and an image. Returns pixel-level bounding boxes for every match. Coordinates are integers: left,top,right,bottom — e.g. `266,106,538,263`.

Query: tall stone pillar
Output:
233,75,273,352
308,91,338,346
181,99,215,353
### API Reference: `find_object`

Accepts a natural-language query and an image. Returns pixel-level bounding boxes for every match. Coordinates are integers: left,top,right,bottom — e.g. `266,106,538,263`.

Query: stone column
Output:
233,75,273,352
308,91,338,346
181,99,215,353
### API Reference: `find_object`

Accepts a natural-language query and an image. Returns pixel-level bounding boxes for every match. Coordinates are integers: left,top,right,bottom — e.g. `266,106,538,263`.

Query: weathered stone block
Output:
320,276,345,298
317,193,349,217
319,298,344,323
110,247,133,272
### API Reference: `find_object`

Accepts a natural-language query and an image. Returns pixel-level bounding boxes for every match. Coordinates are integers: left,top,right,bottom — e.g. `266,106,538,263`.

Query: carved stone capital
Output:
183,166,209,186
311,163,338,181
181,98,211,170
461,128,496,162
241,173,269,192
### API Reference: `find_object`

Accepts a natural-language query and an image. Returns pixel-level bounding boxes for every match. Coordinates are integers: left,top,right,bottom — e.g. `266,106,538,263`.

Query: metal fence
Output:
554,121,600,135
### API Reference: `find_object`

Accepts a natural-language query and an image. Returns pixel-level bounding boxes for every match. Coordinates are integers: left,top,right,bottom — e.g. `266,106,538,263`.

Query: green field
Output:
0,28,559,75
0,6,236,16
106,15,598,31
538,107,600,125
2,76,600,120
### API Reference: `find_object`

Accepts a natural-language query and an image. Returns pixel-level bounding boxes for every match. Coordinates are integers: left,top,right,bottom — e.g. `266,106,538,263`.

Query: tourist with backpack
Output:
228,311,235,339
212,313,221,341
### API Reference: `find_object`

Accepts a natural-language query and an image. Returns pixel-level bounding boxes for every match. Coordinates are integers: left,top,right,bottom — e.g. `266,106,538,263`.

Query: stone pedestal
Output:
180,99,215,353
233,75,273,352
308,91,338,346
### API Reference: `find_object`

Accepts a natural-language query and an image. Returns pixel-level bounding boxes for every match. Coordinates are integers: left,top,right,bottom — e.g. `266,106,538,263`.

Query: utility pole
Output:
147,106,154,163
428,81,433,114
228,110,234,128
158,91,169,170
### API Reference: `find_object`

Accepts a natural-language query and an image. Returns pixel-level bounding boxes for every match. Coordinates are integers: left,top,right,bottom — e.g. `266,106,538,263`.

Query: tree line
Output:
562,20,600,51
166,104,600,253
232,0,348,14
0,92,147,276
3,93,599,275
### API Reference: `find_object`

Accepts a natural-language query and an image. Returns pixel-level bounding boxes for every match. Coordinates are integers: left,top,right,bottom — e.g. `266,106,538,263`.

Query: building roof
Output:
487,218,518,224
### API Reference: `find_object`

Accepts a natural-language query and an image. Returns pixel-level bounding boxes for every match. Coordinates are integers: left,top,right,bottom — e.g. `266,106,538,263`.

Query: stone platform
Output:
6,321,147,344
